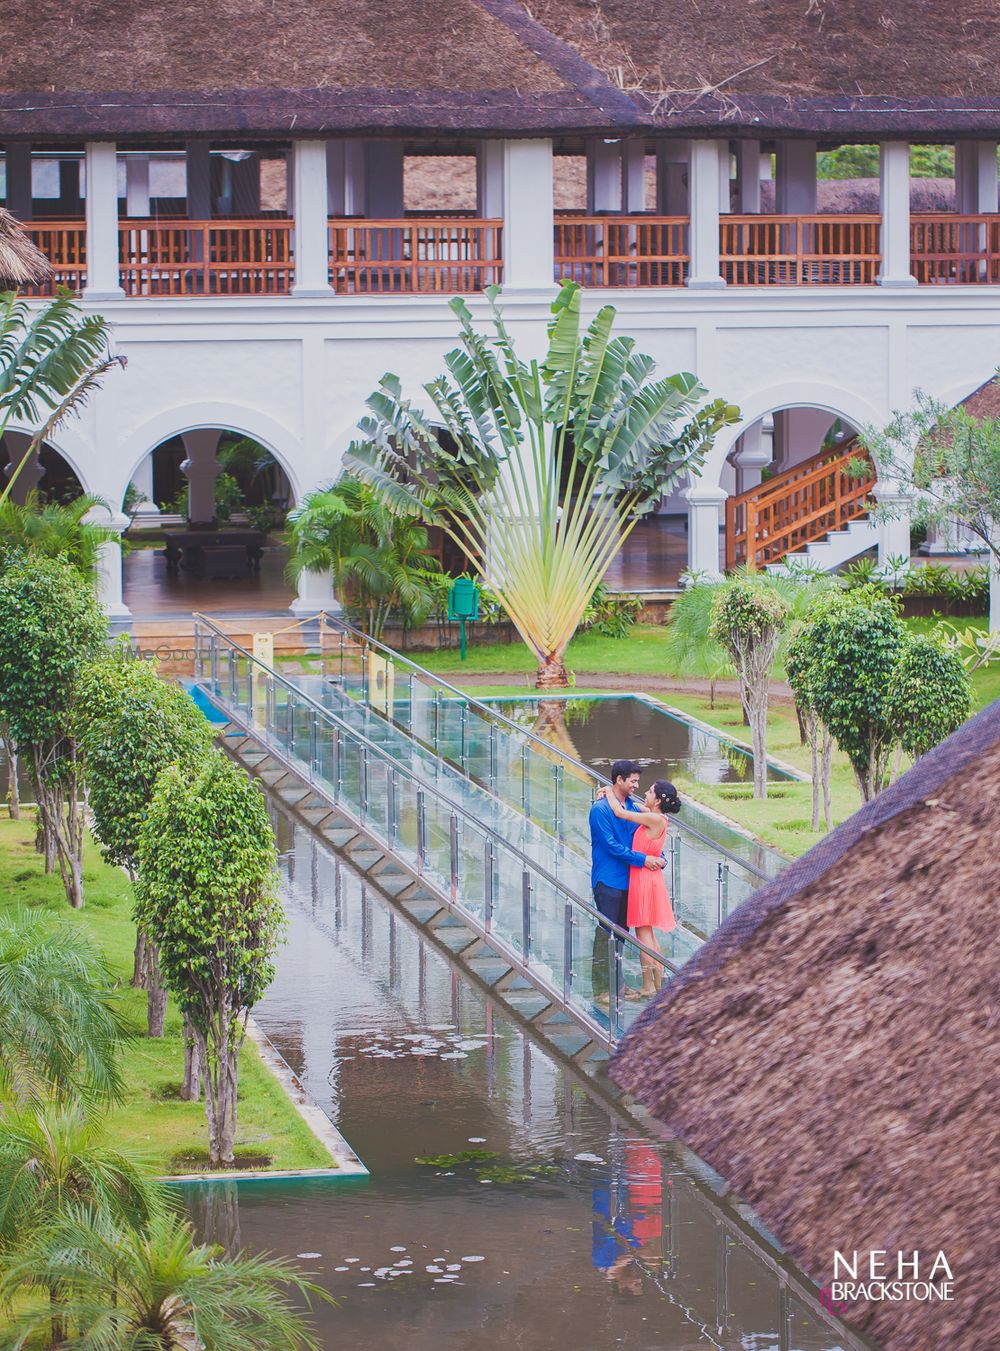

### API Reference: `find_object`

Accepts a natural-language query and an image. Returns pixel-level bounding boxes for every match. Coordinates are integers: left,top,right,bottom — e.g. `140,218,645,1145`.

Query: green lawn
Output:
0,817,333,1177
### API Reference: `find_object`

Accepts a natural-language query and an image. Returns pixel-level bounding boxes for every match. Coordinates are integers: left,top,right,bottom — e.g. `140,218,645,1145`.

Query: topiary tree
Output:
708,574,790,799
0,552,107,906
886,632,973,761
799,585,907,802
785,622,834,832
135,754,284,1167
346,280,738,687
77,653,214,1047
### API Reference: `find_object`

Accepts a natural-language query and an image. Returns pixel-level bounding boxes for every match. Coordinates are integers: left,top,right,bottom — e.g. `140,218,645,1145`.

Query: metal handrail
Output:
316,610,772,882
194,616,677,975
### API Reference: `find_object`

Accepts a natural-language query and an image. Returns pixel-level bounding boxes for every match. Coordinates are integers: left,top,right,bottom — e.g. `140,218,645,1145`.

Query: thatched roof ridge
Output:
612,699,1000,1351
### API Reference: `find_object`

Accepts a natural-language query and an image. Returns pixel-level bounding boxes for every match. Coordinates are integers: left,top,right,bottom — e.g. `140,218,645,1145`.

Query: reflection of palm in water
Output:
530,700,591,780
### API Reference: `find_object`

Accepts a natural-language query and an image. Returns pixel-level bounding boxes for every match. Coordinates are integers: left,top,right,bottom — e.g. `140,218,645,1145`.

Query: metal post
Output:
484,838,495,929
520,743,528,814
449,813,459,899
416,788,427,872
555,762,564,841
360,745,369,817
387,769,398,845
210,633,218,693
459,703,467,772
488,723,497,793
332,727,341,798
309,710,318,776
521,870,532,958
716,859,726,929
720,860,730,925
286,695,295,754
672,834,681,919
409,672,415,731
433,688,441,752
193,624,201,678
563,901,574,1002
228,650,236,704
609,931,622,1038
265,676,273,736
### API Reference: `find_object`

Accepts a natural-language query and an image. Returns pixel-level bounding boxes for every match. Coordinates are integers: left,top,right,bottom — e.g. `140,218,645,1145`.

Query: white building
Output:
3,0,1000,619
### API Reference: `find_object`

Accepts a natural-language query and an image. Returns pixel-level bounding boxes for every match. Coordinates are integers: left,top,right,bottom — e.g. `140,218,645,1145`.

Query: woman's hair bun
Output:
654,779,681,815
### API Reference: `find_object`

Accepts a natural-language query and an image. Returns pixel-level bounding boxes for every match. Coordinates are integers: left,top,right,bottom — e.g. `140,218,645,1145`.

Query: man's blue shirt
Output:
589,796,645,890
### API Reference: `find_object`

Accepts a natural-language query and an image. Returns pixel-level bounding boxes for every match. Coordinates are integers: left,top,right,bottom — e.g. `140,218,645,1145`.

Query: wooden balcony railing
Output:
554,216,688,287
118,220,294,296
910,213,1000,284
328,219,502,294
21,223,88,294
725,439,876,571
720,215,882,286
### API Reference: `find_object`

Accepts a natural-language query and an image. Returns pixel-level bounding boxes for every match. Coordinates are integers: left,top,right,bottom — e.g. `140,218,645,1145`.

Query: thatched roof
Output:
0,0,638,139
612,699,1000,1351
0,208,52,288
527,0,1000,136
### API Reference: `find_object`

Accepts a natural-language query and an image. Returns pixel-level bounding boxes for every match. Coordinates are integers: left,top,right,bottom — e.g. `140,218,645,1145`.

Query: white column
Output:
180,429,223,524
955,141,999,213
364,141,405,218
687,140,725,289
878,141,917,287
186,142,212,218
291,565,338,616
735,140,761,212
87,507,131,623
6,143,32,219
291,140,333,296
622,141,646,212
718,141,732,212
586,140,622,212
874,483,912,575
129,455,160,521
732,422,772,493
476,140,505,218
775,141,817,214
83,142,124,300
656,140,689,215
502,139,554,290
684,483,727,579
326,140,367,216
125,155,150,216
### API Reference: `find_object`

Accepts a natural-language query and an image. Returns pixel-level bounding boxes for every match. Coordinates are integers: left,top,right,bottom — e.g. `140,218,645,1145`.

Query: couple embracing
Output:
589,759,679,1005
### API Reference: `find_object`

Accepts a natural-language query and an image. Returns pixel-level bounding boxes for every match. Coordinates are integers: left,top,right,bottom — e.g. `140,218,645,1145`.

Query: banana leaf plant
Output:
345,281,739,687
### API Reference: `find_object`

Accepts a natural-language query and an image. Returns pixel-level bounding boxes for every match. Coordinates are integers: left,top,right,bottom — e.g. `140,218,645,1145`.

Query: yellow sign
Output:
367,651,394,715
251,632,274,727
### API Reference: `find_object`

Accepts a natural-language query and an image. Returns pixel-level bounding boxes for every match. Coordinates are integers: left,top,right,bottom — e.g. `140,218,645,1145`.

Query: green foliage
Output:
816,144,955,179
245,502,284,534
795,586,907,800
287,474,442,639
135,754,284,1165
0,290,123,506
663,581,733,684
0,1203,328,1351
344,280,738,684
886,633,973,759
0,553,107,751
580,583,643,639
709,576,790,652
213,470,246,525
77,653,213,877
0,1102,155,1253
0,491,113,574
0,908,126,1107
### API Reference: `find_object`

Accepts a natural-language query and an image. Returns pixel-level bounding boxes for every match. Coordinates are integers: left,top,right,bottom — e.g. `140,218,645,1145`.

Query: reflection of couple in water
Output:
589,759,679,1003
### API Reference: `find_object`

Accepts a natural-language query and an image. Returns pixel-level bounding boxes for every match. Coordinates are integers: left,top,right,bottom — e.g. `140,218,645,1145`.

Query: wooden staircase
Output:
725,438,876,571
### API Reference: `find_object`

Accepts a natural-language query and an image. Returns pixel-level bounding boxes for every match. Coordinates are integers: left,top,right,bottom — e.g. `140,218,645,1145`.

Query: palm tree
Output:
0,1103,155,1253
0,909,126,1107
0,288,124,507
345,280,738,686
0,209,51,290
0,491,114,575
287,474,442,640
0,1206,329,1350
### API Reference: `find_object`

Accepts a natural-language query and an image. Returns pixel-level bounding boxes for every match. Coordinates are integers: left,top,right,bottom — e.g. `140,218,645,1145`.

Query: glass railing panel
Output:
455,815,488,926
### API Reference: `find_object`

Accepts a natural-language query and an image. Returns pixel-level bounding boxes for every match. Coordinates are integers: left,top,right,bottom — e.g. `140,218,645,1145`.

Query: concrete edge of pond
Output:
156,1019,369,1185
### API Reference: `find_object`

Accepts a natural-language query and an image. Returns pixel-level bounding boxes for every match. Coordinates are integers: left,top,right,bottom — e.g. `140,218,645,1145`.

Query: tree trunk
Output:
200,1012,240,1168
820,728,833,830
795,702,809,748
535,654,569,689
808,709,820,832
182,1015,201,1101
132,927,148,988
4,739,20,820
145,941,168,1038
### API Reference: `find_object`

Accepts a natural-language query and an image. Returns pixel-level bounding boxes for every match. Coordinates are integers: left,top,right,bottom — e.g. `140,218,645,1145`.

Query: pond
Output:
180,800,857,1351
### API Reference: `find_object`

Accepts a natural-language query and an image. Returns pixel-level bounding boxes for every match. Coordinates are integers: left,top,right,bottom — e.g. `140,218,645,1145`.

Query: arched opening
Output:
122,427,296,617
0,432,86,504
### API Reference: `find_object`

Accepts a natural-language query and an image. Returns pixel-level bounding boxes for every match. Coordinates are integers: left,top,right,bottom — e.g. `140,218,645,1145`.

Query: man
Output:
589,759,665,1008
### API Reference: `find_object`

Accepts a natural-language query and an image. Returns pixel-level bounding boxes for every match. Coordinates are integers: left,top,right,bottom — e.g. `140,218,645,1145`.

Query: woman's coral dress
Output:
626,823,676,931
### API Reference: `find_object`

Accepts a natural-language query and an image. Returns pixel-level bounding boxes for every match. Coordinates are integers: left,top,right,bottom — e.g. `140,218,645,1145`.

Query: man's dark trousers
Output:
591,881,628,999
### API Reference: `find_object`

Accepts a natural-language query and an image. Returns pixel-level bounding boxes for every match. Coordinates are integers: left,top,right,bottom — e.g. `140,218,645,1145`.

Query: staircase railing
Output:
725,439,876,571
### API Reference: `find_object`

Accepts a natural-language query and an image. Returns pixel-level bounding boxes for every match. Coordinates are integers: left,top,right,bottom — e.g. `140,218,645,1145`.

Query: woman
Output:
597,779,679,996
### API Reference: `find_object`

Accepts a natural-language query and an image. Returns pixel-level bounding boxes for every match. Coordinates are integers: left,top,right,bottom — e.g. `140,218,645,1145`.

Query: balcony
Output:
17,211,1000,297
